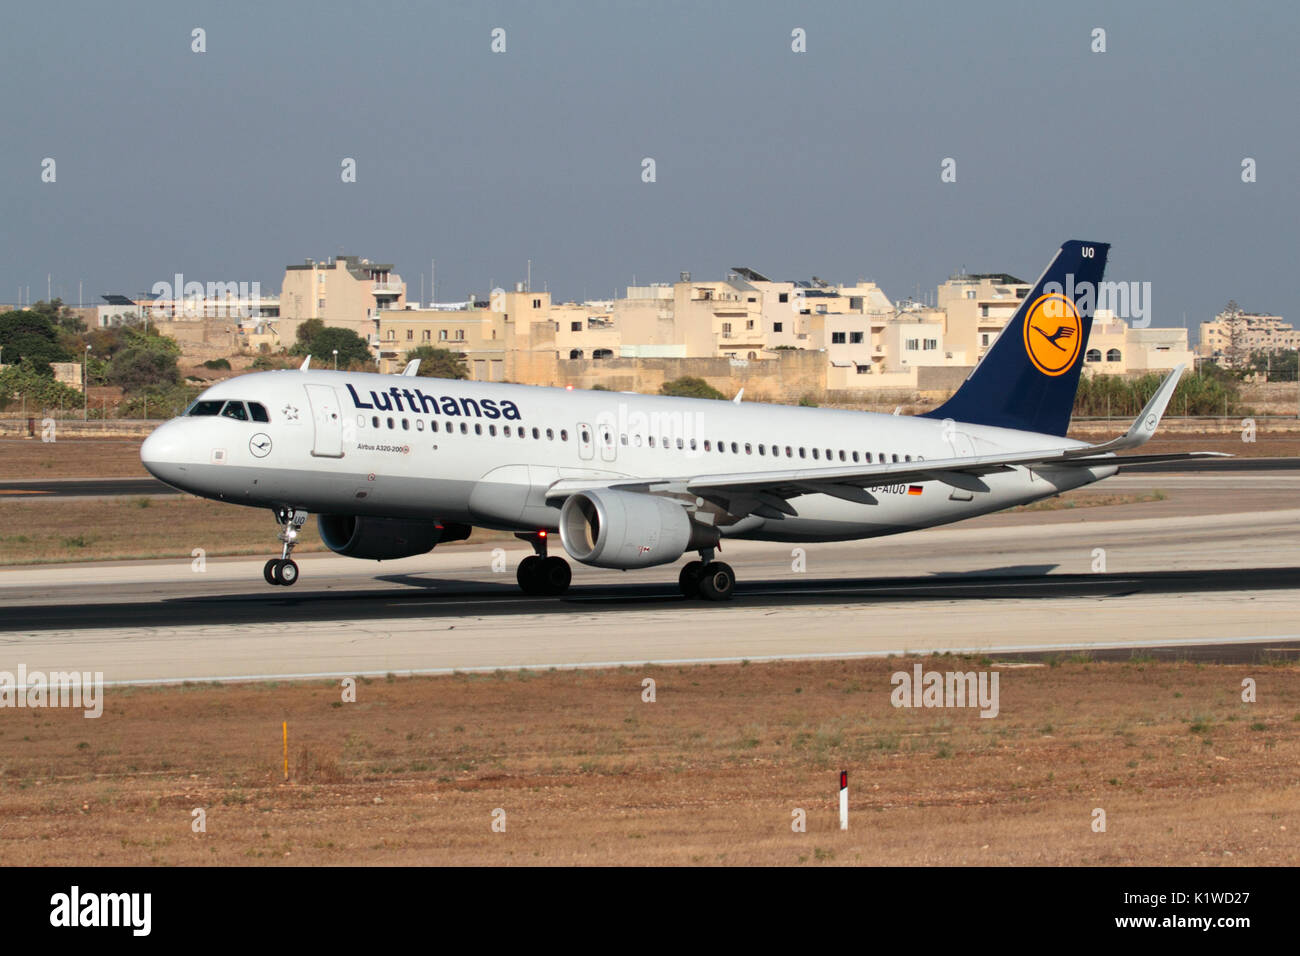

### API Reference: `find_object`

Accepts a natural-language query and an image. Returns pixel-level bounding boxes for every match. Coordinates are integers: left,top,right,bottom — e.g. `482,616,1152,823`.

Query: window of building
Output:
439,329,448,341
924,339,937,350
850,331,864,344
1086,348,1102,362
592,349,613,359
571,321,582,331
746,320,754,330
980,305,989,317
831,332,846,344
533,298,541,309
966,290,976,300
778,292,789,303
774,321,783,333
1107,348,1122,362
722,322,732,335
905,338,919,350
569,349,583,359
318,299,325,310
422,330,431,341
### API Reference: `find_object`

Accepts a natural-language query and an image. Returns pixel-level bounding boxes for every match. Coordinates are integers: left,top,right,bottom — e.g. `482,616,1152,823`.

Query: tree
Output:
29,298,84,335
660,376,725,400
0,309,72,375
109,348,181,391
0,361,86,411
291,324,371,368
403,346,468,379
295,318,326,349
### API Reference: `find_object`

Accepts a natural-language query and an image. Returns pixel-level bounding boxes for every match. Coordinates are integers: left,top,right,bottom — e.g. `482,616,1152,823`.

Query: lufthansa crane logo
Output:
1023,293,1082,376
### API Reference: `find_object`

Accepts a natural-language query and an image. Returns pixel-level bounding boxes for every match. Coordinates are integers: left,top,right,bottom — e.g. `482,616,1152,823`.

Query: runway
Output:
1,466,1298,682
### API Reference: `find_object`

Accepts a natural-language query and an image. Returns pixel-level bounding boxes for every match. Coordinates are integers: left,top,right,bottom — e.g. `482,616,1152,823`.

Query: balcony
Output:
372,281,403,294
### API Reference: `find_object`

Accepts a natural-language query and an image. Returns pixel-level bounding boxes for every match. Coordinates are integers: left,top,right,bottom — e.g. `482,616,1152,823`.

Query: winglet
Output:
1069,364,1185,456
402,360,421,377
1122,363,1186,447
300,355,311,371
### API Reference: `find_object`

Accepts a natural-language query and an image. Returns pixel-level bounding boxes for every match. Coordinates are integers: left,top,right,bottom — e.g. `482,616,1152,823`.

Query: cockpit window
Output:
187,400,224,416
248,402,270,423
220,401,249,421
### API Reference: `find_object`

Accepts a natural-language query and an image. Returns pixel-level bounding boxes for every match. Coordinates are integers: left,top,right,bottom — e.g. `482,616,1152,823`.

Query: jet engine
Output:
317,515,470,560
558,488,717,569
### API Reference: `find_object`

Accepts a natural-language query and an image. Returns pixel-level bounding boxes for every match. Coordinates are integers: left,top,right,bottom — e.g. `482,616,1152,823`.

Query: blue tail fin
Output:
921,239,1110,436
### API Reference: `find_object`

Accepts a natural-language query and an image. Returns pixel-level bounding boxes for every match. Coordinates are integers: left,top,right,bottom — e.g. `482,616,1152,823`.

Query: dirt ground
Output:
0,658,1294,866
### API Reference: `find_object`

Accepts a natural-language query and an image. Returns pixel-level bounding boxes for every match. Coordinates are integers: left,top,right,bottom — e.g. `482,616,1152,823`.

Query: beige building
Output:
280,255,406,352
936,272,1032,363
1082,311,1194,376
1198,306,1297,366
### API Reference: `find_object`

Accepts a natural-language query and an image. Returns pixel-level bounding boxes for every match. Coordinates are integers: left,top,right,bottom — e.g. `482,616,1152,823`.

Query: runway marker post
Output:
283,721,288,781
839,770,848,830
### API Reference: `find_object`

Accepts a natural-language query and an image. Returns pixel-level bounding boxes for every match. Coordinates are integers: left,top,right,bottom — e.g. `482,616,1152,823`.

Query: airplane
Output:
140,240,1221,601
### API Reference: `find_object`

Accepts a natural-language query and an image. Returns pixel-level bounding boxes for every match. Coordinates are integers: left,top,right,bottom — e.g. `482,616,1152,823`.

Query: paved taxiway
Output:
1,467,1297,684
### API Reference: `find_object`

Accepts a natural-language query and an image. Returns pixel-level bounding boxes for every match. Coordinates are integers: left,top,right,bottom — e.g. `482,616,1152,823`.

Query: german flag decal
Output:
907,485,923,496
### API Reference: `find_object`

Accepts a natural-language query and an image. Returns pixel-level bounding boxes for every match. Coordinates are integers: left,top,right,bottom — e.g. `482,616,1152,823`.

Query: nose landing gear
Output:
264,507,308,587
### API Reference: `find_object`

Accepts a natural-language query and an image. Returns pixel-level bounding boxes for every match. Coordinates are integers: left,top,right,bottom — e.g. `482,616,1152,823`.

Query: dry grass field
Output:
0,657,1295,866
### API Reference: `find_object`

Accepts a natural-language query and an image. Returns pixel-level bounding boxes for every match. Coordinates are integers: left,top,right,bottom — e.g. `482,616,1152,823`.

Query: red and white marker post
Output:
839,770,848,830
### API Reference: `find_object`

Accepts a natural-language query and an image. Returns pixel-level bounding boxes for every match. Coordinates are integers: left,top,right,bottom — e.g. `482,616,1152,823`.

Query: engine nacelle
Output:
317,515,470,560
559,488,717,569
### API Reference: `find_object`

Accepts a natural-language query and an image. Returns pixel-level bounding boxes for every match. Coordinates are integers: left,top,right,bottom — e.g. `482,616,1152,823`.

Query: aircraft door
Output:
597,421,616,462
305,384,344,458
577,422,595,461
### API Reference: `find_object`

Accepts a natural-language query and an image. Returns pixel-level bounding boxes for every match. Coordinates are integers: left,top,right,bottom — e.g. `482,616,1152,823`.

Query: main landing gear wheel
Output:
265,507,308,587
517,554,571,597
696,562,736,601
678,560,706,597
515,531,571,597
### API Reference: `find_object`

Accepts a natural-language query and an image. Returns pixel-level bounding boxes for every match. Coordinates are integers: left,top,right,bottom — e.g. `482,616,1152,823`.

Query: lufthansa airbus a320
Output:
141,240,1220,600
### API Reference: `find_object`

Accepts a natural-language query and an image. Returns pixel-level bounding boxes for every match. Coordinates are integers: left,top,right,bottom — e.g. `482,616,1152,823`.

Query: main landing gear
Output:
515,531,572,597
264,507,308,587
678,547,735,601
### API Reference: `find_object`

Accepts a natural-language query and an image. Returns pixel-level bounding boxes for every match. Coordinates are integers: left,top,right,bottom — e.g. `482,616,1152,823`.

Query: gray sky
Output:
3,0,1296,337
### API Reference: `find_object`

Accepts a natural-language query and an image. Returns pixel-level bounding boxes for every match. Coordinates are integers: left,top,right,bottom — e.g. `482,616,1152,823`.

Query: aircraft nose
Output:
140,421,188,484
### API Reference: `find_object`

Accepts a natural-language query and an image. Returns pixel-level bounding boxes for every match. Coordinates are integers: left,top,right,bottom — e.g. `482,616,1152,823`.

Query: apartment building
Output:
279,255,406,349
1198,305,1297,365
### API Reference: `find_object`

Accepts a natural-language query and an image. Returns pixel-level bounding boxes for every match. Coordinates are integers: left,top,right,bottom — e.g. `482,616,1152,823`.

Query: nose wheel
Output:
265,507,308,587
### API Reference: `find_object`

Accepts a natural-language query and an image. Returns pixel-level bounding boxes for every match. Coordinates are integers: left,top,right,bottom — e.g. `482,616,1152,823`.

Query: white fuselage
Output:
141,369,1116,545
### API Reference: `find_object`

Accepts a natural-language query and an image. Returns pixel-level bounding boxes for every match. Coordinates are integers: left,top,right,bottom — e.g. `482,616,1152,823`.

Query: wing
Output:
544,364,1224,521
